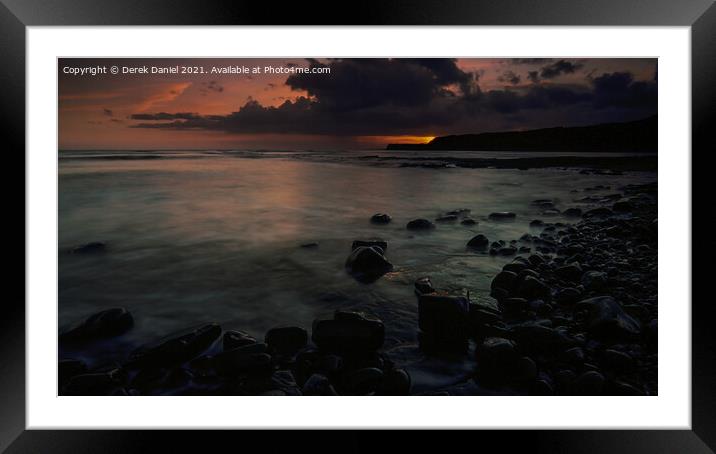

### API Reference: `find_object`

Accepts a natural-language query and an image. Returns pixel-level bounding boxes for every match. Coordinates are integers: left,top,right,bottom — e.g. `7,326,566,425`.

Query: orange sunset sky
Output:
59,58,657,150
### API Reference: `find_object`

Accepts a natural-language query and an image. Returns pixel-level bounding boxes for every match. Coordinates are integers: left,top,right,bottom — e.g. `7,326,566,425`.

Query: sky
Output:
58,58,657,150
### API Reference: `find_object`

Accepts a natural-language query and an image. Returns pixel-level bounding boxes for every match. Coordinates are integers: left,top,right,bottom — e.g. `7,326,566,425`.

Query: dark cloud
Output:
539,60,584,79
591,72,657,110
130,112,201,121
497,70,521,86
527,71,540,84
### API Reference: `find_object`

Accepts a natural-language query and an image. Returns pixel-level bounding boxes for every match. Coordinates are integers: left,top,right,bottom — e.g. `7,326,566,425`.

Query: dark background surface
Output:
3,0,714,452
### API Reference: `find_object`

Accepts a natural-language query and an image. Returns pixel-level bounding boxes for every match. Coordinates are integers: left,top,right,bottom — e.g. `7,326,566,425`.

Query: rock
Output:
612,200,633,212
345,246,393,282
532,373,555,395
406,218,435,230
129,323,221,367
584,207,613,218
467,234,489,250
59,307,134,342
300,242,319,248
213,343,272,375
460,218,477,226
343,367,384,395
555,263,583,282
607,380,644,396
352,239,388,252
509,322,573,352
496,246,517,256
581,271,608,291
414,276,435,295
446,208,471,216
530,219,545,227
574,296,641,341
58,359,87,386
130,367,192,394
302,373,338,396
223,330,257,351
378,368,412,395
562,347,586,365
62,368,126,395
516,275,551,300
490,270,518,296
468,303,504,338
435,214,458,222
488,212,517,221
602,349,634,372
370,213,392,224
312,312,385,354
69,241,107,254
554,287,582,305
265,326,308,355
476,337,518,383
503,262,528,274
513,356,538,383
563,208,583,217
501,297,528,313
572,370,605,395
418,294,470,343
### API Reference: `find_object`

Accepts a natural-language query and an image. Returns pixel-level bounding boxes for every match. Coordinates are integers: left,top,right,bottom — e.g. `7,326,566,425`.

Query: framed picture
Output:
5,0,714,451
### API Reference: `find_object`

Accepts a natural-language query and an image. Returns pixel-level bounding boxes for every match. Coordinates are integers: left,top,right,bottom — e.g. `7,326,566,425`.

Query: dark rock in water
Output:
488,212,517,221
213,343,272,375
572,370,605,395
584,207,613,218
528,254,545,266
418,294,470,343
69,241,107,254
602,349,634,372
370,213,392,224
531,199,555,208
519,246,532,253
491,270,518,295
461,218,477,226
345,246,393,282
555,263,583,282
62,368,126,395
129,323,221,367
446,208,471,216
530,219,545,227
223,330,257,351
60,307,134,342
378,368,412,395
343,367,384,395
554,287,582,305
265,326,308,355
300,242,319,248
467,234,489,250
435,214,458,222
351,239,388,253
312,312,385,354
414,276,435,295
302,373,338,396
612,200,634,212
503,262,528,274
59,359,87,386
516,275,551,300
575,296,641,341
406,218,436,230
497,246,517,256
563,207,583,217
541,209,561,216
581,270,608,291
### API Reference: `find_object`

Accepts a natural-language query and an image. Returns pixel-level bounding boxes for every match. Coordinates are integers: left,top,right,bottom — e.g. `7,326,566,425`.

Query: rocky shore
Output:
59,181,657,396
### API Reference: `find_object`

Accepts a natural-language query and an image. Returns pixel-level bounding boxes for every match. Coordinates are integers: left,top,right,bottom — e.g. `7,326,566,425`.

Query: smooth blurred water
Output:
58,151,656,371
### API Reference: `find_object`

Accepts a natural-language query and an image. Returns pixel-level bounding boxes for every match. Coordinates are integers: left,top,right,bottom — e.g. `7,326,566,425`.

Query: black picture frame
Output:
4,0,714,452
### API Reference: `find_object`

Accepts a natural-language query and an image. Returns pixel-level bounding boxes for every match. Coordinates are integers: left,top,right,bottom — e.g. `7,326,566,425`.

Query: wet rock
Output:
530,219,545,227
607,380,644,396
460,218,477,226
58,359,87,386
602,349,634,372
69,241,107,254
376,368,411,395
584,207,613,218
476,337,518,383
213,343,272,375
60,307,134,342
581,271,608,291
575,296,641,341
418,294,470,343
555,263,583,282
129,323,221,367
370,213,392,224
62,368,126,395
501,297,528,314
572,370,605,395
496,246,517,256
562,347,586,365
435,214,458,222
312,312,385,354
223,330,257,351
563,207,583,217
513,356,538,383
414,276,435,295
516,275,551,300
130,367,192,394
612,200,634,213
343,367,384,395
265,326,308,355
488,212,517,221
533,373,555,395
510,322,573,352
406,218,435,230
302,373,338,396
490,270,518,295
503,262,528,274
300,242,319,248
554,287,582,305
345,246,393,282
467,234,489,250
267,370,302,395
351,239,388,253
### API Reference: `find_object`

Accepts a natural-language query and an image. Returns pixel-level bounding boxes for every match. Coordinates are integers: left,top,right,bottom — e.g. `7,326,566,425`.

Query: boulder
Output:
555,263,583,282
265,326,308,355
302,373,338,396
343,367,384,395
574,296,641,341
406,218,436,230
530,219,545,227
584,207,613,218
572,370,605,395
418,294,470,342
490,270,518,295
312,312,385,354
223,330,257,351
128,323,221,367
213,342,272,375
351,239,388,252
414,276,435,295
516,275,551,300
581,271,608,291
467,234,489,250
345,246,393,282
377,368,411,395
59,307,134,342
370,213,392,224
